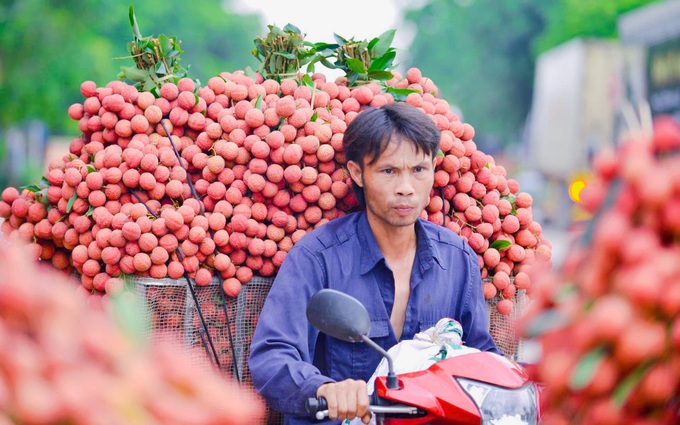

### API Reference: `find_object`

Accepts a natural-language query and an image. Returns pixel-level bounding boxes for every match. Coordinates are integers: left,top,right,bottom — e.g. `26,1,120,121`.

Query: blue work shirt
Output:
248,211,500,424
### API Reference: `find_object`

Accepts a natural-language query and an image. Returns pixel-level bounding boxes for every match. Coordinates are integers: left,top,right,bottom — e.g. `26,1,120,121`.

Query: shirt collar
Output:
357,213,446,275
357,212,386,275
415,219,447,273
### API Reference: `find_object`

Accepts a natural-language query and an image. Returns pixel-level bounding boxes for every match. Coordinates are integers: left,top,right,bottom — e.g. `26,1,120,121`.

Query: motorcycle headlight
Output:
456,378,538,425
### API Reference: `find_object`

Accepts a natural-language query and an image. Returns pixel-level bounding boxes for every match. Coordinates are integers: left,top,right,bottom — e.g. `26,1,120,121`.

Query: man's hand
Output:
316,379,371,424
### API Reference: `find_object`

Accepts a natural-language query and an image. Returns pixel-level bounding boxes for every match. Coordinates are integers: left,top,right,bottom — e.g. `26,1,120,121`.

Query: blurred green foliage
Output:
0,0,261,187
0,0,663,189
0,0,261,135
403,0,659,150
534,0,660,54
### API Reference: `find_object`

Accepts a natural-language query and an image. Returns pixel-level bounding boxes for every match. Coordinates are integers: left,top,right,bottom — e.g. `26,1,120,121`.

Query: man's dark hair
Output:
342,102,441,206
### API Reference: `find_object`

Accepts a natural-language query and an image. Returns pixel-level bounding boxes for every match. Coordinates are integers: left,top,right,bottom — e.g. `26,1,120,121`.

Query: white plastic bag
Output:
347,318,480,425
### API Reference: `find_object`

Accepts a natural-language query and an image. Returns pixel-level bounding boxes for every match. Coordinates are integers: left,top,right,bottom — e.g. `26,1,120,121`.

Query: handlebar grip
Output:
305,396,328,414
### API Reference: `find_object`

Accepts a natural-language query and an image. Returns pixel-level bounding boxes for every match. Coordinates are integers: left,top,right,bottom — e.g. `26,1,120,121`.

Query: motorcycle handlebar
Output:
306,397,421,421
305,396,328,415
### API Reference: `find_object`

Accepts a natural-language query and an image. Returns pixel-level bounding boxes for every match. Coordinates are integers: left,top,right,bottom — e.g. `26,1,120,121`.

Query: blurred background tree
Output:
0,0,259,135
0,0,259,187
0,0,663,188
402,0,659,153
533,0,660,53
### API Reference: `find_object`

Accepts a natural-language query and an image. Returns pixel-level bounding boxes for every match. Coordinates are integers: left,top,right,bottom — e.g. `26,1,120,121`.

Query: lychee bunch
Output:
522,117,680,424
0,66,551,315
0,237,264,424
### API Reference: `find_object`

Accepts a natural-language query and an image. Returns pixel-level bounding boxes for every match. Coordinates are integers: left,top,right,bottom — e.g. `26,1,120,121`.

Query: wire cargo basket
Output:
126,275,526,369
126,275,275,386
123,275,527,425
485,289,527,361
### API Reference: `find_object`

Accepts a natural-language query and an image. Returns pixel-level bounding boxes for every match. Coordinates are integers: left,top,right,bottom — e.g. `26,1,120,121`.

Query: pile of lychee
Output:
0,238,263,424
0,66,551,315
523,116,680,424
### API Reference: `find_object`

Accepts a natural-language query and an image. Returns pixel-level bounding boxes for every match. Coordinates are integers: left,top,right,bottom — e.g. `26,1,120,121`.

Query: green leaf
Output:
310,111,318,122
20,183,42,193
489,239,512,250
348,73,359,86
282,23,302,34
253,44,266,59
36,189,49,205
273,51,298,60
254,95,263,110
141,41,156,55
244,66,257,79
158,34,172,56
436,148,445,158
313,42,339,53
66,191,77,213
333,33,349,45
570,346,606,390
145,77,157,92
86,205,95,217
155,62,167,75
346,58,366,74
320,58,336,69
368,51,396,71
613,361,652,407
367,36,380,53
371,29,396,57
87,166,96,173
301,74,315,88
386,87,419,96
149,84,160,97
366,70,394,80
305,60,317,74
129,4,142,40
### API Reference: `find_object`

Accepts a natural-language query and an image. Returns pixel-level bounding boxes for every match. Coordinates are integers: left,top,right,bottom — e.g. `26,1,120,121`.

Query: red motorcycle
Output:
305,289,542,425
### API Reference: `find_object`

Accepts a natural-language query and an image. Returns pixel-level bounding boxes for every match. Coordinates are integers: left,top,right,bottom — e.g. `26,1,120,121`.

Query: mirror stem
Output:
361,335,399,390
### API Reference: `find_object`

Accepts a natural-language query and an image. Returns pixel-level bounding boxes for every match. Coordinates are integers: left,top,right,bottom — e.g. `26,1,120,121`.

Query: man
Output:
249,102,500,424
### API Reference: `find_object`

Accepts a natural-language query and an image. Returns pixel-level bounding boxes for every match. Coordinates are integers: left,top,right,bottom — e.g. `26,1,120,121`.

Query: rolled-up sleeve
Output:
248,245,335,416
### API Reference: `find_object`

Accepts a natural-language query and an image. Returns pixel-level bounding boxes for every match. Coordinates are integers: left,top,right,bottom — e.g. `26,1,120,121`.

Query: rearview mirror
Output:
306,289,370,342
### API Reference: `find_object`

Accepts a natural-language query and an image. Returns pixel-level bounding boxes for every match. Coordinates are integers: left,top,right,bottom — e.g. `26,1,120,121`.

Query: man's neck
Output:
367,214,417,261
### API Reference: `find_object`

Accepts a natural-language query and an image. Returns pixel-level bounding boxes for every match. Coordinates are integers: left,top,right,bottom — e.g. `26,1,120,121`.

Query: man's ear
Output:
346,160,363,188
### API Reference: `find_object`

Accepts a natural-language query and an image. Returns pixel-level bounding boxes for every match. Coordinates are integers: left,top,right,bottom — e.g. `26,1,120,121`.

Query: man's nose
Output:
395,174,415,196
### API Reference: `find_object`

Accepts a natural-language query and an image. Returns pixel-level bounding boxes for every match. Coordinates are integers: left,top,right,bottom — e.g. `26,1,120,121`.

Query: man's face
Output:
348,136,436,229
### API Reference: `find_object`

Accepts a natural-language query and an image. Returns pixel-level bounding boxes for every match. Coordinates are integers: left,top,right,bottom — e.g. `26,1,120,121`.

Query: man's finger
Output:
343,383,357,420
335,382,350,419
356,380,370,416
317,384,338,420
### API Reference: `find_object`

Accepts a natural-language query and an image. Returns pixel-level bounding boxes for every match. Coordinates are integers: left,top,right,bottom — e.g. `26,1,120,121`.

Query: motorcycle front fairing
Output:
372,351,533,425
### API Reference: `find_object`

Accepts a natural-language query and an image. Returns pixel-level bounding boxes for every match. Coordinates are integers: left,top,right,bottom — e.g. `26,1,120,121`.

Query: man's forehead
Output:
372,137,430,161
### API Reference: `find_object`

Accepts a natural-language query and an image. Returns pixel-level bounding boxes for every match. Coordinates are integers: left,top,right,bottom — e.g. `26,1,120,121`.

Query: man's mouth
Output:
393,205,414,214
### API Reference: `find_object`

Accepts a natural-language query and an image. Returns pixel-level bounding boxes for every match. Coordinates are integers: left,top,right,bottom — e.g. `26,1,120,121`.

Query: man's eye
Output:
414,166,424,173
382,169,394,174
